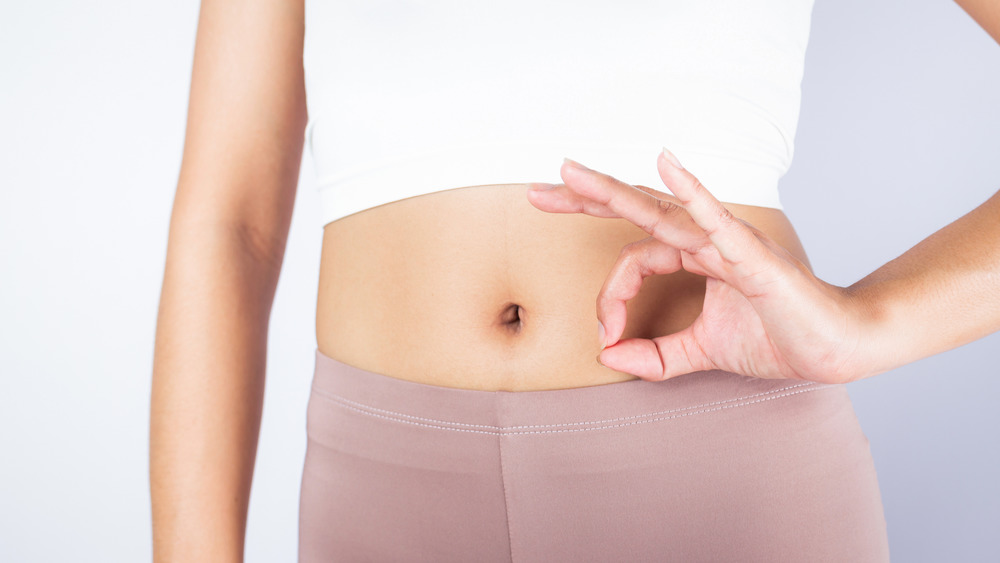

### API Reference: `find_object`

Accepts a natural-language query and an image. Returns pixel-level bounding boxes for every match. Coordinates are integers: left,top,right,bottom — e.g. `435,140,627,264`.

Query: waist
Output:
316,183,808,392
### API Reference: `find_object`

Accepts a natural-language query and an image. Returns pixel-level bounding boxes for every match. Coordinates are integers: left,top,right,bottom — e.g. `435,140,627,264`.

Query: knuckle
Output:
599,241,649,309
656,198,682,216
690,178,711,197
677,178,707,205
644,198,680,236
705,205,738,236
617,242,646,273
617,240,641,261
717,206,738,227
621,235,657,251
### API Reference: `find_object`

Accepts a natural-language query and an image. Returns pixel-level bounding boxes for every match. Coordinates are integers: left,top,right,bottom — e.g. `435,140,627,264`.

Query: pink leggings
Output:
299,348,889,562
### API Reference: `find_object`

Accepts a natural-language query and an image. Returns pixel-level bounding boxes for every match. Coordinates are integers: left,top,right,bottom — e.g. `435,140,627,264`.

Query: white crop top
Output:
303,0,815,227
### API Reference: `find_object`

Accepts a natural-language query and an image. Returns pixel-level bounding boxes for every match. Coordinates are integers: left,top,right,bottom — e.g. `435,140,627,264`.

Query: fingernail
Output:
661,147,684,170
598,320,606,348
563,157,589,171
596,352,605,367
527,182,557,191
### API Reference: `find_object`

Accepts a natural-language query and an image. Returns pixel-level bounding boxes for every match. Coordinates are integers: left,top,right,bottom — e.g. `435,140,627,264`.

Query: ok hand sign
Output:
526,149,871,384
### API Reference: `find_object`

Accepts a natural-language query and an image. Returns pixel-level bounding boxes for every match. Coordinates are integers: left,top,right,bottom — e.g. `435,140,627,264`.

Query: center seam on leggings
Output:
309,383,831,435
496,406,516,563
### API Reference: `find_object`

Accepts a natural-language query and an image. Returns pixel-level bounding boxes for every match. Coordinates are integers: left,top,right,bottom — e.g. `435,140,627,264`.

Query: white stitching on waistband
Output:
311,381,818,430
309,383,831,435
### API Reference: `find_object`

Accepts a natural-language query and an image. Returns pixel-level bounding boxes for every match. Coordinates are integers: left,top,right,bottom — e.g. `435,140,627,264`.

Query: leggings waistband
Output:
310,348,834,435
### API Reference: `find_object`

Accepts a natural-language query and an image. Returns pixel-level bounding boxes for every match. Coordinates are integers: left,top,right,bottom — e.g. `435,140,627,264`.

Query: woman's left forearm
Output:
842,0,1000,374
846,187,1000,374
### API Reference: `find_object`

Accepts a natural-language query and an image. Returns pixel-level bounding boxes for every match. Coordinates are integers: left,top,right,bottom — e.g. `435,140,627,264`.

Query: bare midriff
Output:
316,183,810,392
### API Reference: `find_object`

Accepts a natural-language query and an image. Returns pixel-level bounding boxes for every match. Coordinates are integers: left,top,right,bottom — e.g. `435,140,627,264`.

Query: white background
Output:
2,0,998,561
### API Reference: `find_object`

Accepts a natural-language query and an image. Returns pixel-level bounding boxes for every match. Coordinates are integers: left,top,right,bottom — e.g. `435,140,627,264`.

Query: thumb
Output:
598,325,713,381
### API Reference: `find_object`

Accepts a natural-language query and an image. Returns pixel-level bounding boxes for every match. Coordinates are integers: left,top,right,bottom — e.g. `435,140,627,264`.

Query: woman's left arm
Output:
845,188,1000,375
848,0,1000,374
810,0,1000,374
844,0,1000,370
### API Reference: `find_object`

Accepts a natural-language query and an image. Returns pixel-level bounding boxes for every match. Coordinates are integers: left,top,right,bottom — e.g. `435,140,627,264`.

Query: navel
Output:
496,302,525,334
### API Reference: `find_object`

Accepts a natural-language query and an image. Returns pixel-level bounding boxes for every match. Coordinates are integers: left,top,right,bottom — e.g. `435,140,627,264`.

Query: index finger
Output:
559,158,708,251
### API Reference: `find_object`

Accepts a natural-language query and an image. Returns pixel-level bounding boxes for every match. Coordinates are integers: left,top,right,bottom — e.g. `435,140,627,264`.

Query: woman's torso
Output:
308,0,816,390
316,184,809,391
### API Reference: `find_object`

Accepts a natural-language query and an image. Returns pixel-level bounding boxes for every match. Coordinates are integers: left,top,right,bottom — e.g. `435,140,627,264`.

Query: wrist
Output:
839,280,908,381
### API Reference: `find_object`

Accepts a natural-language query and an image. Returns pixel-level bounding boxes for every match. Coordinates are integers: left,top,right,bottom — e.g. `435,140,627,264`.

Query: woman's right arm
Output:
150,0,306,561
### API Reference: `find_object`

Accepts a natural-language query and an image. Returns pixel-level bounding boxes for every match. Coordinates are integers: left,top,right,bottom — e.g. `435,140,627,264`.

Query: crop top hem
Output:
314,141,784,228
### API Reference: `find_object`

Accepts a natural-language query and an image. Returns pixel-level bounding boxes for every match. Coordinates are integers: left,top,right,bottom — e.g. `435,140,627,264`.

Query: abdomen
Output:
316,183,807,391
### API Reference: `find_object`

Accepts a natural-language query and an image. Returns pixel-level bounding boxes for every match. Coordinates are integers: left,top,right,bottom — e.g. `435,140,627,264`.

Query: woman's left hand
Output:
525,149,877,384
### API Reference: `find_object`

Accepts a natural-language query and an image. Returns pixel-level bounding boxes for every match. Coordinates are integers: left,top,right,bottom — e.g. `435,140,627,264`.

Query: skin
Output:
150,0,999,560
150,0,305,561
